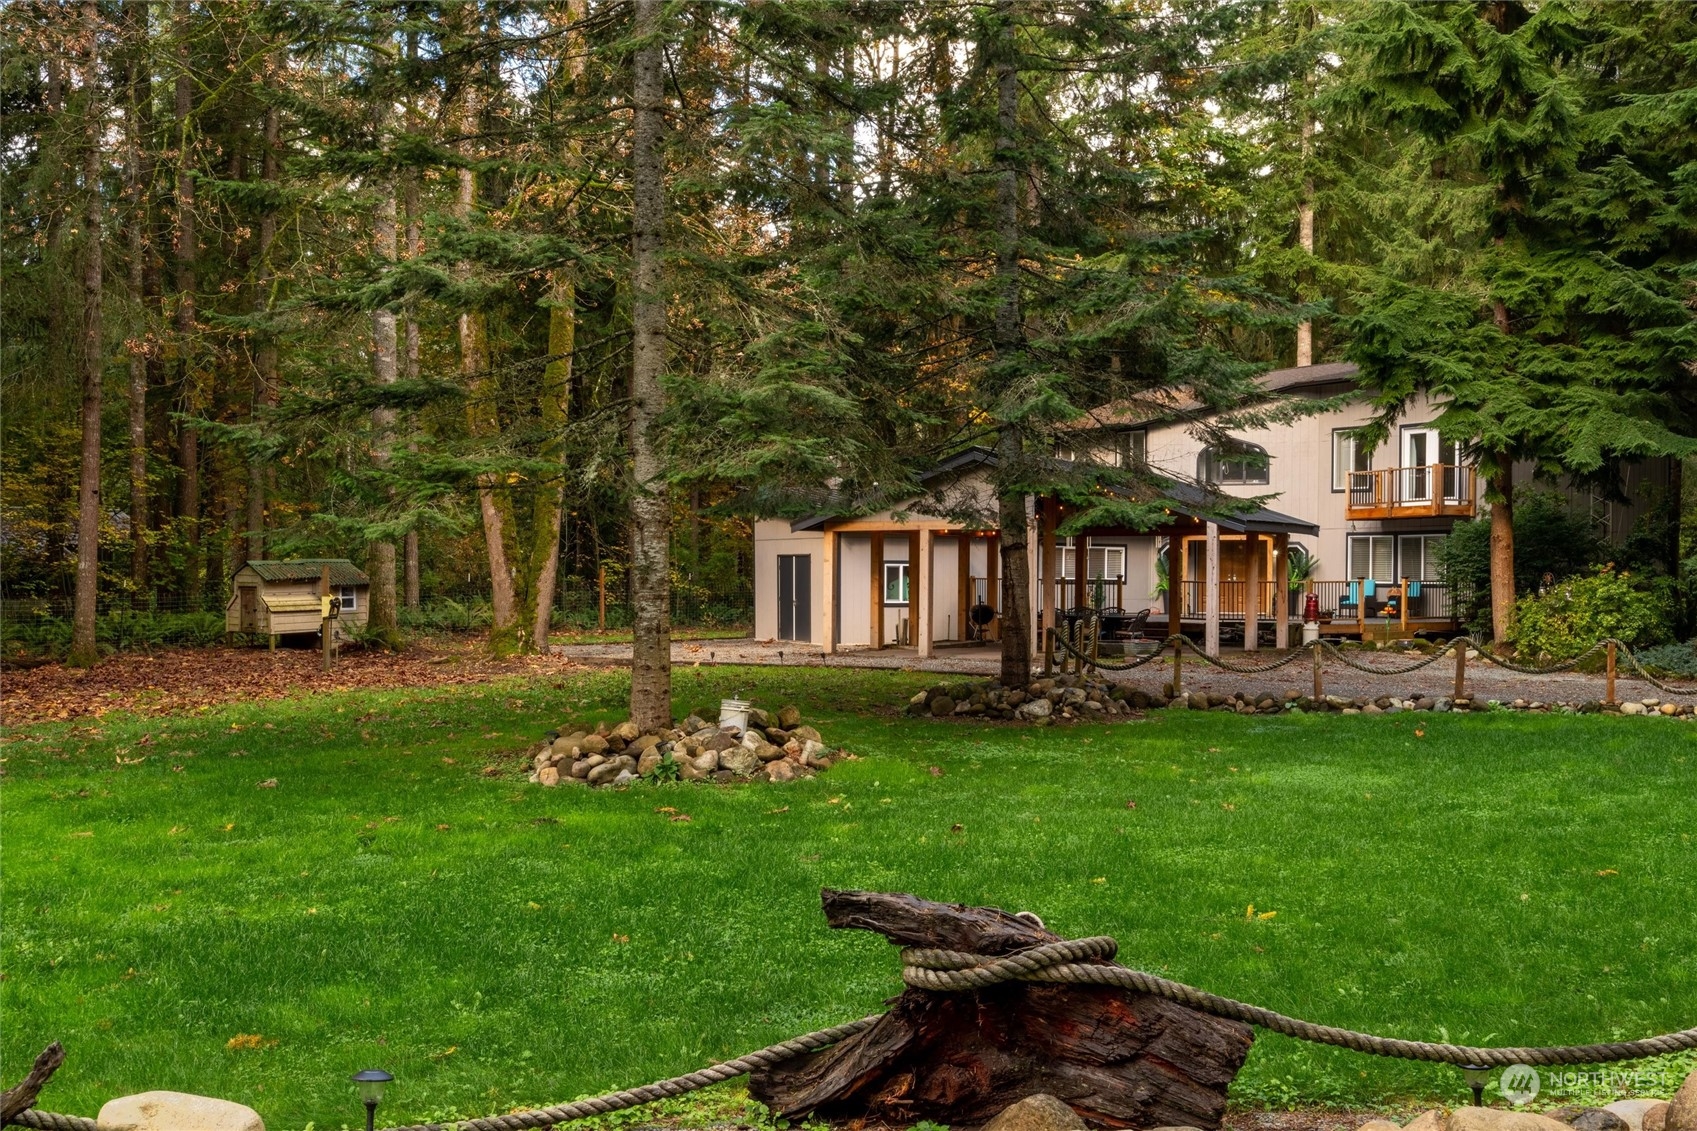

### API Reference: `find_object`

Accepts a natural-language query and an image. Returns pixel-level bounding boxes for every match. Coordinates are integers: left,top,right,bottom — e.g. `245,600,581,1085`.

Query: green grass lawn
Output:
4,666,1694,1130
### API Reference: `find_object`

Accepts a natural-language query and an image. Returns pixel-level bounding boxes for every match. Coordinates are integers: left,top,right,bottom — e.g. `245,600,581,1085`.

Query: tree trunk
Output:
455,89,519,650
1489,450,1515,642
1294,4,1317,367
247,96,280,563
628,0,671,731
748,891,1253,1130
367,179,401,645
124,1,152,604
401,26,423,611
69,0,104,669
172,0,201,608
527,271,573,651
991,5,1031,688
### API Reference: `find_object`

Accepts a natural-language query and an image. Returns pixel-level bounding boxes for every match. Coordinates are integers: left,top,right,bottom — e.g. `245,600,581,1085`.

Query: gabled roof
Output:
789,447,997,532
1140,480,1320,537
238,559,370,587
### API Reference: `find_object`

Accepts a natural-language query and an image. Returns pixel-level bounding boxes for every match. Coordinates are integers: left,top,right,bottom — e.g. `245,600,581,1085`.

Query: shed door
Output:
239,586,259,632
777,554,811,642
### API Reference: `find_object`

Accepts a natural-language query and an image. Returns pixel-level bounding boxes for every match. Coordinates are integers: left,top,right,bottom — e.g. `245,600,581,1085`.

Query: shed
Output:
227,559,371,644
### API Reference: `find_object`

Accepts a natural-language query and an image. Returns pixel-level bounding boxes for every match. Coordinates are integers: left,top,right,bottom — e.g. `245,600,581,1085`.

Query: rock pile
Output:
529,703,843,788
905,673,1142,724
903,676,1694,721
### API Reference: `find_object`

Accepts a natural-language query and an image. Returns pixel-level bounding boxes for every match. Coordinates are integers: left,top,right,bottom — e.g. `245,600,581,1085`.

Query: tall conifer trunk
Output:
248,94,280,562
992,1,1032,689
124,1,152,602
70,0,104,668
627,0,672,730
172,0,201,607
368,181,401,644
1488,297,1516,643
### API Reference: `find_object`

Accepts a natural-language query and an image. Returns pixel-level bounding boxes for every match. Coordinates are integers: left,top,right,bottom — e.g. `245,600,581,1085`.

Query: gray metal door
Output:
777,554,811,641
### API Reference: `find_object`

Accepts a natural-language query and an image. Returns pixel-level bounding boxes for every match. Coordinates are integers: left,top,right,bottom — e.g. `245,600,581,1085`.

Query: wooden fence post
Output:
1311,640,1322,702
320,564,333,673
1453,639,1467,701
1606,640,1617,706
1399,576,1409,632
1171,635,1183,697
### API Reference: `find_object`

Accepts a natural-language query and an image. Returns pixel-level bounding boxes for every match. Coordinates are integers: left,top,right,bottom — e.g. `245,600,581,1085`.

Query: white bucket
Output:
719,698,752,734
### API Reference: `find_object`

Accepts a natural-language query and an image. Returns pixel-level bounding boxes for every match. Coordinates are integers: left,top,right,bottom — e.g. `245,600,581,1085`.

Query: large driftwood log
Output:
748,892,1252,1130
0,1042,65,1122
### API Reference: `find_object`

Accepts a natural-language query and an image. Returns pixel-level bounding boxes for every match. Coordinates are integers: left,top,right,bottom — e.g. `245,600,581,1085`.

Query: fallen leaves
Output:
766,805,789,814
225,1034,277,1051
928,766,943,777
1596,869,1619,877
1,639,587,727
256,778,278,789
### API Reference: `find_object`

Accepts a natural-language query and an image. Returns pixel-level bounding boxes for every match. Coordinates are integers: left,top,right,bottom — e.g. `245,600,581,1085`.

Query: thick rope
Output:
1177,636,1312,675
14,932,1697,1131
897,939,1697,1067
375,1014,880,1131
6,1113,97,1131
1052,630,1173,670
1319,637,1465,676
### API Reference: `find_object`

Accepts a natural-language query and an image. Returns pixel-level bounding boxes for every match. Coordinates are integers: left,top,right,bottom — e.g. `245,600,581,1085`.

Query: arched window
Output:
1199,441,1270,485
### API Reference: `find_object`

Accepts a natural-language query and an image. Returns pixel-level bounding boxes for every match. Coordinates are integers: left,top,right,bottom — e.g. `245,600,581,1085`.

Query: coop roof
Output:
239,559,370,587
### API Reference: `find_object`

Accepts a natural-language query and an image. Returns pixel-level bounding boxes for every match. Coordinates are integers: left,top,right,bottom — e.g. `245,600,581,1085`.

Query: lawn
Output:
3,665,1694,1130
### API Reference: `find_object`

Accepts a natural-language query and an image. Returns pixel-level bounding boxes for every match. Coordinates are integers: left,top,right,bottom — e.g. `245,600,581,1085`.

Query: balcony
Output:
1346,465,1476,520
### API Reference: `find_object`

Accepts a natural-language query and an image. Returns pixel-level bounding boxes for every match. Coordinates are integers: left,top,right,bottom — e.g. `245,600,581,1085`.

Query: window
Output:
336,585,358,612
1398,534,1446,581
1056,429,1146,468
1347,535,1395,582
1059,543,1127,582
1199,441,1270,485
1332,429,1373,492
882,562,910,605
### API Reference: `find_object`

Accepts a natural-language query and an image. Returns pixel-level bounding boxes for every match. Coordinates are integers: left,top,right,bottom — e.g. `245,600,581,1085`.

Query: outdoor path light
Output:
1462,1064,1491,1107
353,1069,394,1131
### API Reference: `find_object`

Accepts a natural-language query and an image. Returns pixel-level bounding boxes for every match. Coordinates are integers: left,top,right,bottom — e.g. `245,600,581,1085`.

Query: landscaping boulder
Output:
980,1094,1086,1131
538,765,560,787
777,704,802,728
579,733,609,756
97,1092,264,1131
719,746,761,776
1550,1111,1630,1131
1667,1065,1697,1131
1445,1109,1574,1131
1604,1102,1668,1131
1017,698,1052,721
1356,1121,1400,1131
1404,1111,1444,1131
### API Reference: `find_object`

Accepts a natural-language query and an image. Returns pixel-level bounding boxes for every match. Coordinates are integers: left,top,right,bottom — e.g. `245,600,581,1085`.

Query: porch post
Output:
916,527,934,658
908,530,920,647
1165,533,1184,641
1244,532,1260,652
1040,501,1057,666
821,529,837,654
956,533,970,642
870,532,885,649
1205,521,1221,658
1274,533,1291,649
1073,533,1091,609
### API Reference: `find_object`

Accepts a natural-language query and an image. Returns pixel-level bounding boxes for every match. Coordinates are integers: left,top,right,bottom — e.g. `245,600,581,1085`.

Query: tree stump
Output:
748,891,1253,1129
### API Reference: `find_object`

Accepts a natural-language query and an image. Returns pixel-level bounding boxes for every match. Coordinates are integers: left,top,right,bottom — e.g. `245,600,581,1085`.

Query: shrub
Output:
1437,490,1606,635
1632,639,1697,678
1505,565,1667,660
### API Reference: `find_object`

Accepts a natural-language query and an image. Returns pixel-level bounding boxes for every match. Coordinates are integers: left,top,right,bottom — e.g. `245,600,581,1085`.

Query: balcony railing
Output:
1346,465,1476,519
1165,579,1456,626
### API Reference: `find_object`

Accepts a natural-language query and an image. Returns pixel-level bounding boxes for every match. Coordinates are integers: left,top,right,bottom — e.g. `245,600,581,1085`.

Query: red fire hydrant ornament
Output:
1303,591,1321,624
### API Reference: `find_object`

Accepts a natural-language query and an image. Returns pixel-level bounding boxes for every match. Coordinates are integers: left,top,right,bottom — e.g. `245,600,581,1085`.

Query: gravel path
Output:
551,638,1696,707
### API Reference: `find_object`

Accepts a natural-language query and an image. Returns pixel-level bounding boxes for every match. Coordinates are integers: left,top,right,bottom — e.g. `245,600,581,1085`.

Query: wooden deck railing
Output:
1167,579,1456,627
1346,465,1476,519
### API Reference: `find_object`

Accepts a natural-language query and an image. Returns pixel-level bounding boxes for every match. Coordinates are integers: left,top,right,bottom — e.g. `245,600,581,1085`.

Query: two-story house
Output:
751,362,1669,656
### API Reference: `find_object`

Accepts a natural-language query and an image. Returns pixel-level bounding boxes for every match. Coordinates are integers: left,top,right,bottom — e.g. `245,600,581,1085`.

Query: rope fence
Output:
13,929,1694,1131
1049,623,1694,704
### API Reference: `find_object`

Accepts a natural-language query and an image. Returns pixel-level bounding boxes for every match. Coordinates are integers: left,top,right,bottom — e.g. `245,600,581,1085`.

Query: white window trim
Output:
1332,429,1372,492
336,585,359,611
882,562,910,605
